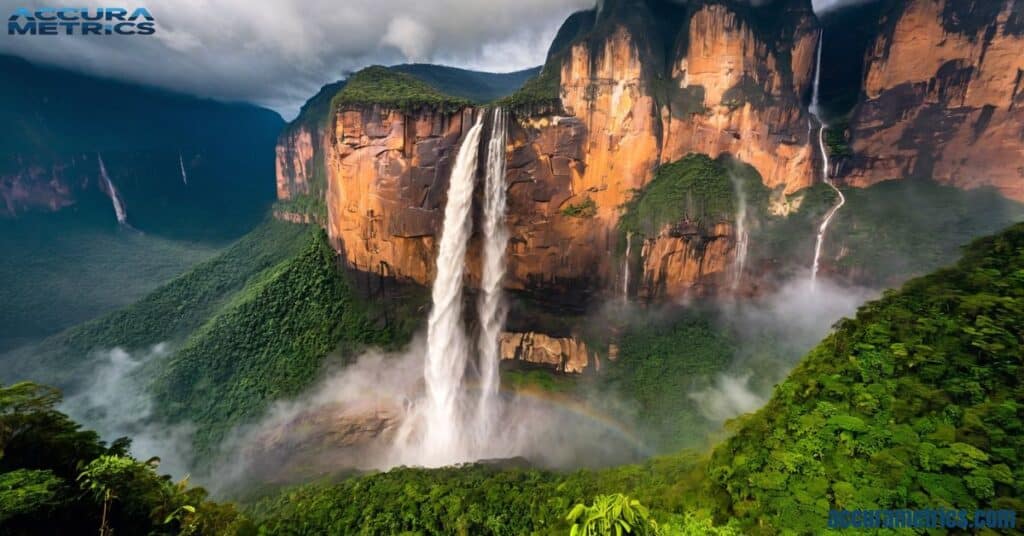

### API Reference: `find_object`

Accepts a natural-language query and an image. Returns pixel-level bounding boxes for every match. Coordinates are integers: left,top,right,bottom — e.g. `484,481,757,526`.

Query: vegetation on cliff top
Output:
618,154,741,237
330,66,472,114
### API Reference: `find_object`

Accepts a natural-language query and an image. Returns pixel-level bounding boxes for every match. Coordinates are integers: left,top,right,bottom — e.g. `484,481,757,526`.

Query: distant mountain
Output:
0,53,283,239
0,54,284,349
390,64,541,104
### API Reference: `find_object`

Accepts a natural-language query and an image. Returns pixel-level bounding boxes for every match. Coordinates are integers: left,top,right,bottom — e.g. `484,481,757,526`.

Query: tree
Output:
566,494,661,536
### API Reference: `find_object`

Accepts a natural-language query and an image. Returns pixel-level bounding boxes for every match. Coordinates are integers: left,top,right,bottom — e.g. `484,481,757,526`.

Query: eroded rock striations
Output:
276,0,821,301
841,0,1024,201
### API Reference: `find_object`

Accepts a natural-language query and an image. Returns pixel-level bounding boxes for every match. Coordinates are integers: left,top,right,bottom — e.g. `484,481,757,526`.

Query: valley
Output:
1,0,1022,534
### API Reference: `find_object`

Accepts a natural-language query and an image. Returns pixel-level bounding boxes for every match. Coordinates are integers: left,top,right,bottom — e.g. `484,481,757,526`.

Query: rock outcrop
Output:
0,158,81,216
841,0,1024,202
275,126,316,201
324,106,474,283
637,221,735,300
499,331,597,373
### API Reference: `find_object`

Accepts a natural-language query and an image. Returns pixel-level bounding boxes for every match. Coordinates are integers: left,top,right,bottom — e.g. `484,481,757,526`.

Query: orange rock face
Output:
637,221,735,300
660,4,817,193
275,126,316,200
290,1,818,300
324,106,473,283
843,0,1024,202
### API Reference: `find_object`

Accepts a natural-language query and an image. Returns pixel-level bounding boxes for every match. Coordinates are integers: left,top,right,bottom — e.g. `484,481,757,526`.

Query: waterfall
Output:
97,154,127,225
809,30,845,287
418,114,485,465
179,153,188,185
476,108,509,438
622,232,633,301
730,173,749,291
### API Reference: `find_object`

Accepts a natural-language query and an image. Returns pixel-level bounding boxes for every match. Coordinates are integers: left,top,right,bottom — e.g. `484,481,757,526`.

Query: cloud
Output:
59,344,196,480
0,0,592,118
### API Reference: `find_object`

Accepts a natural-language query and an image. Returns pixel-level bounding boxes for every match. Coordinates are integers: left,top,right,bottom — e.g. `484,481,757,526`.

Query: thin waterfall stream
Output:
809,30,845,287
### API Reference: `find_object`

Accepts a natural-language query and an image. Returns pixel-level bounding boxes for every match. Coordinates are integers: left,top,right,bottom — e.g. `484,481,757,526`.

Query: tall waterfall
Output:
809,30,845,287
476,108,509,437
179,153,188,185
97,154,127,225
419,114,485,464
730,173,749,291
622,232,633,301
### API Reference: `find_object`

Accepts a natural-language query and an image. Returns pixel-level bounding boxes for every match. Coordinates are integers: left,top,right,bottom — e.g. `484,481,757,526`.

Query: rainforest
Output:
1,0,1022,534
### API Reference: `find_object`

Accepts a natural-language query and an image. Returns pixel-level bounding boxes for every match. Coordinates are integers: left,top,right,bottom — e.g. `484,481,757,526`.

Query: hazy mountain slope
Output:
0,54,284,349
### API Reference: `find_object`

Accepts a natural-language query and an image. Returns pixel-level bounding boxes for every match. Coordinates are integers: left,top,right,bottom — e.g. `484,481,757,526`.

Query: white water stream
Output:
809,31,845,287
730,173,749,291
179,153,188,185
97,154,127,225
476,108,509,439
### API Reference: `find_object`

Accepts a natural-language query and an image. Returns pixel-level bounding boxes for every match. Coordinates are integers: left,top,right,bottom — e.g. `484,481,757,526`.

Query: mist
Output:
60,343,196,480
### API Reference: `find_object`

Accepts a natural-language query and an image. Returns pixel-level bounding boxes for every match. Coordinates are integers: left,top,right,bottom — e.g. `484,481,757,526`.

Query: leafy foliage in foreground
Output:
249,454,711,536
706,223,1024,533
0,382,243,535
330,66,471,114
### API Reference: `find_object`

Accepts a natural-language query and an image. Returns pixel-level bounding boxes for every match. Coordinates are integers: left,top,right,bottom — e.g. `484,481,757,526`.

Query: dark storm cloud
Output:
0,0,593,118
1,0,874,117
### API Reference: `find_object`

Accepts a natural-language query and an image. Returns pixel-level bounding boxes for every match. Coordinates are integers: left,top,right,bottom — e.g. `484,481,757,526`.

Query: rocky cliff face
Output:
500,331,597,373
281,0,820,301
0,157,82,216
637,221,735,300
324,106,473,283
275,126,316,201
661,3,818,193
842,0,1024,201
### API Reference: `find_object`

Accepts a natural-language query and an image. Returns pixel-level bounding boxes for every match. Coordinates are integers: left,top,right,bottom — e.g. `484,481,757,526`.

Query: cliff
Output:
278,1,820,302
841,0,1024,201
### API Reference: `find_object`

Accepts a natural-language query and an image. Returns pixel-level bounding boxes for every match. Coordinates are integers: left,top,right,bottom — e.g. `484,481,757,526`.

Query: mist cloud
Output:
60,344,195,480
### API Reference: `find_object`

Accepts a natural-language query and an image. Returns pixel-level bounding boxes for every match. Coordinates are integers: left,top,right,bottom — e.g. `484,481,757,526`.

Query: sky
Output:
1,0,870,119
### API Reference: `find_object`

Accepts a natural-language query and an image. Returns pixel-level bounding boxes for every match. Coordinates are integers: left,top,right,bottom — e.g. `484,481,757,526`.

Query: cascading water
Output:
417,114,484,465
808,30,845,288
729,173,749,291
179,153,188,185
476,108,509,439
97,154,127,225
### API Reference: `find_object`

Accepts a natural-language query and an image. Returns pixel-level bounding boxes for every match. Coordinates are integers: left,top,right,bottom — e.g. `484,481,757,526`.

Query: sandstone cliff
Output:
280,0,820,301
841,0,1024,201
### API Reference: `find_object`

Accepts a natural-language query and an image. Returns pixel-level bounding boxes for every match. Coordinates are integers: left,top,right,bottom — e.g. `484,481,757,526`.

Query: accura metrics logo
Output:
8,7,155,35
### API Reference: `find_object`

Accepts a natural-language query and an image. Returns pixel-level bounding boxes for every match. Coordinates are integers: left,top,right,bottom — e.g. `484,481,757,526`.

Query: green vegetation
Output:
824,121,852,158
6,219,422,461
0,382,244,535
618,154,740,237
5,219,310,385
330,66,472,114
595,313,738,452
561,197,598,218
721,76,771,111
496,63,562,110
391,64,541,104
829,179,1024,285
0,195,222,353
151,228,401,454
245,222,1024,535
566,494,660,536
